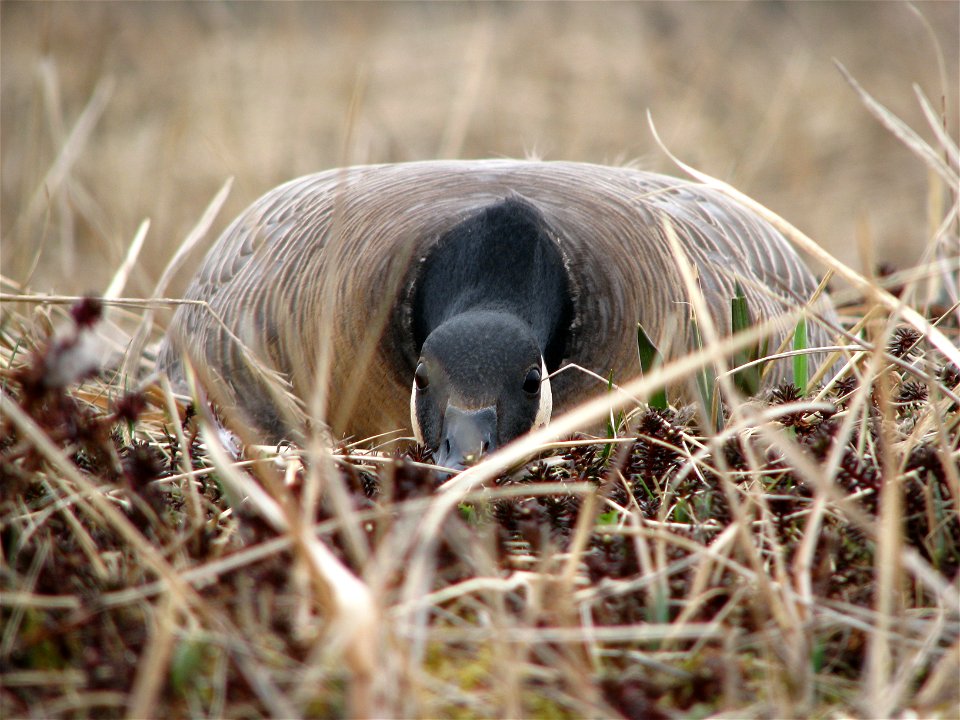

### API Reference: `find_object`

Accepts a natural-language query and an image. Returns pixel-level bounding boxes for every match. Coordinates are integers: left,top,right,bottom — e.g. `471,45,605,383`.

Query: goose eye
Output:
522,366,542,395
414,362,429,390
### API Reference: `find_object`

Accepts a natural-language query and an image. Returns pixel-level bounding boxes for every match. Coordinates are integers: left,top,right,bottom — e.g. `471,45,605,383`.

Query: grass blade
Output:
731,282,762,396
637,322,669,410
793,316,809,394
690,316,719,429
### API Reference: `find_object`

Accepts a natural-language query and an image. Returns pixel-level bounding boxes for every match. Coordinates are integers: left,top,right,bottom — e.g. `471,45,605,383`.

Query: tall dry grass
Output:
1,3,959,719
2,3,958,299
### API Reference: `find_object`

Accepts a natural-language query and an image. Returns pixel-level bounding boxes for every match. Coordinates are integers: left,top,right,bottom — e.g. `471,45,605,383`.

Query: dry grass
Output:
2,3,959,719
2,3,958,296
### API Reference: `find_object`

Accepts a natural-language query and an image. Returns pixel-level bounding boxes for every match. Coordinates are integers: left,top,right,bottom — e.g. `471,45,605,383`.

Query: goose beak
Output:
435,404,497,473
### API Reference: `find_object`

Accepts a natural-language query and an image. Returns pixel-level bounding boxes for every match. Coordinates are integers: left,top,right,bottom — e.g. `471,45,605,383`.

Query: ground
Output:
1,3,959,718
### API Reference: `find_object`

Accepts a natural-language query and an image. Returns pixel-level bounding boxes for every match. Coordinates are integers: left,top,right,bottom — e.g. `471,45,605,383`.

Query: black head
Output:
410,311,552,471
410,196,573,372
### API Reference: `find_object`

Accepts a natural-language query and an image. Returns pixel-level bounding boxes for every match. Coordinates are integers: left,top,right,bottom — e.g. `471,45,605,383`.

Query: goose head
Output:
410,310,552,472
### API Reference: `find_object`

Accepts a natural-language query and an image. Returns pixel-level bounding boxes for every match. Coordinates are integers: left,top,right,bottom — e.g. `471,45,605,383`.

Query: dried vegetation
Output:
2,3,959,719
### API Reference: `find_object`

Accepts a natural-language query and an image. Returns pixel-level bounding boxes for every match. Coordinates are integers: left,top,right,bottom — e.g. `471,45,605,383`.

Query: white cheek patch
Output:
534,357,552,429
410,380,424,444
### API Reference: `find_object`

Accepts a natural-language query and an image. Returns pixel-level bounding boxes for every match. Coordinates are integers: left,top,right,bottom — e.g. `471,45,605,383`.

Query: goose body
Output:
158,160,837,467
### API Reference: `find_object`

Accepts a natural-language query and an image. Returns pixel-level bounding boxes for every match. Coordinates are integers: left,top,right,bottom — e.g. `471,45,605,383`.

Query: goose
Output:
157,160,837,470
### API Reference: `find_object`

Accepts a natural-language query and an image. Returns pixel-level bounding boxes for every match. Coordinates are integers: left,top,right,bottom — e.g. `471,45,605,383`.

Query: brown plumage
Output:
158,160,837,452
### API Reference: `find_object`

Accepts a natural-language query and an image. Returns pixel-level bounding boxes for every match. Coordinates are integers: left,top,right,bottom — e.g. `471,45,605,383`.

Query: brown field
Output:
2,3,959,719
2,2,958,299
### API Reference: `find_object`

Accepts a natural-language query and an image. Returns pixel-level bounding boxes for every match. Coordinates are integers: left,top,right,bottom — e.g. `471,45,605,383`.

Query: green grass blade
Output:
731,282,762,396
793,316,809,394
637,322,668,410
690,316,719,429
601,369,624,462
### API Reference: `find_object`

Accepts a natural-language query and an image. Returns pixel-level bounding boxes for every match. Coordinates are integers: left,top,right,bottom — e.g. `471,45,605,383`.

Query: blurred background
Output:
2,1,957,301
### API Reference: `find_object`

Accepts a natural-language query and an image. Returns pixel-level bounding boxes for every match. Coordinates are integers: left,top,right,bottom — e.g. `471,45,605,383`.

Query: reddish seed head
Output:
114,392,147,424
897,381,928,406
888,327,923,359
70,296,103,329
770,383,803,404
940,363,960,390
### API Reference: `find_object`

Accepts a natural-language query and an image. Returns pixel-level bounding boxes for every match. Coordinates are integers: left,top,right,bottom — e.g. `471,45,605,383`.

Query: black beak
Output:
434,404,497,472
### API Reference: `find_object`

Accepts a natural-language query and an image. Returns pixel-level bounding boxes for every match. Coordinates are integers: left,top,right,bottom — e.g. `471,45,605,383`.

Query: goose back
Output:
158,160,837,443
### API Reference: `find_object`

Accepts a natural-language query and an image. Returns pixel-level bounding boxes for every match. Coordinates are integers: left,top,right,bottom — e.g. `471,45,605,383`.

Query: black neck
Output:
411,197,573,370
